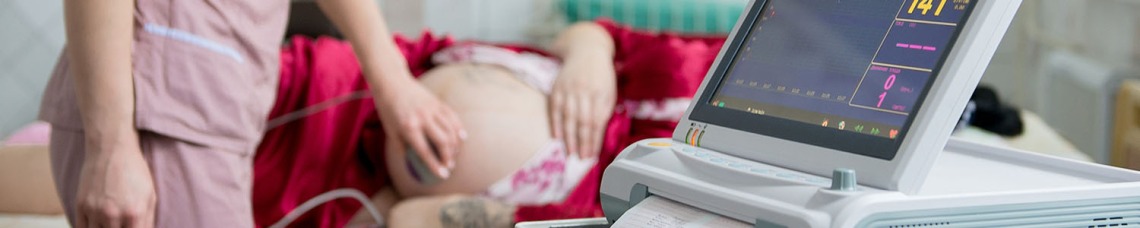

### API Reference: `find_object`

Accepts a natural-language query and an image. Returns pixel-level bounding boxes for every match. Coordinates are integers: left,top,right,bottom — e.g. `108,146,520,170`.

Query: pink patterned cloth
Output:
482,141,597,205
432,43,561,94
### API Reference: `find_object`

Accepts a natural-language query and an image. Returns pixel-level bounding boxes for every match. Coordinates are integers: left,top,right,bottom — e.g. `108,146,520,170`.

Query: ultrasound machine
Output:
572,0,1140,227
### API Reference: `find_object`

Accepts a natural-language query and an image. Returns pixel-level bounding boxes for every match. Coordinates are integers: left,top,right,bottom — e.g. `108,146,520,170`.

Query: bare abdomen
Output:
386,63,554,197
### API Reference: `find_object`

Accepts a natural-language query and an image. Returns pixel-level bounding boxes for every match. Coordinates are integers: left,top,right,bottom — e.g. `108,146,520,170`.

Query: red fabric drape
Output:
253,19,728,226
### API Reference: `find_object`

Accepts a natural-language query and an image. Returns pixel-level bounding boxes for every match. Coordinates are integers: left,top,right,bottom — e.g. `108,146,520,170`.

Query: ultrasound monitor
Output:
678,0,999,193
597,2,1140,226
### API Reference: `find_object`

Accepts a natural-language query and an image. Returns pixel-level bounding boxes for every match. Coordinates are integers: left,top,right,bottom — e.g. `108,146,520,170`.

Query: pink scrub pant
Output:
50,127,255,227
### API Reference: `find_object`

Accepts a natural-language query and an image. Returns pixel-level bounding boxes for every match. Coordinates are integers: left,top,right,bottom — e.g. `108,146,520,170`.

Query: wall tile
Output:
0,75,37,139
10,0,63,28
2,32,59,140
41,14,66,49
11,40,58,88
0,0,64,139
0,7,33,67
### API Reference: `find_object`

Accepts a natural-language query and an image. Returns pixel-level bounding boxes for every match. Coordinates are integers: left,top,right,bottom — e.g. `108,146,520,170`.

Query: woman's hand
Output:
550,54,616,159
550,22,618,159
373,75,466,179
76,137,156,228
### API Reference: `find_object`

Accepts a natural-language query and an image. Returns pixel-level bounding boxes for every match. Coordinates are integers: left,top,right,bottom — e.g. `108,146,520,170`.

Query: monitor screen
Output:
692,0,976,160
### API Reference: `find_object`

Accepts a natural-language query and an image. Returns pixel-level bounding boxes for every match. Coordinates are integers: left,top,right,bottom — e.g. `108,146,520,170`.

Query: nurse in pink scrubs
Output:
39,0,471,227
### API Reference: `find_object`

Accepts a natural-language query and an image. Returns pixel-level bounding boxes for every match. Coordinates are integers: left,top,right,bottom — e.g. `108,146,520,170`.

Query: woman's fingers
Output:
443,106,467,141
104,210,123,228
75,206,86,228
588,114,603,159
551,87,613,159
371,78,467,182
427,112,457,169
576,96,595,159
587,94,613,159
88,207,113,228
79,201,106,228
550,70,615,159
560,94,580,158
121,197,150,228
550,92,565,140
76,208,90,228
403,118,450,179
583,93,611,159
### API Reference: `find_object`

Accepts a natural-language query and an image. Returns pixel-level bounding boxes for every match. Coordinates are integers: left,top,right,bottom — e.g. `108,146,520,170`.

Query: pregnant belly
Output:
387,63,554,197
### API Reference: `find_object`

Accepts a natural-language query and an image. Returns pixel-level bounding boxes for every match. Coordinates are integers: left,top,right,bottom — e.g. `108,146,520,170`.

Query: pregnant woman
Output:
255,22,618,228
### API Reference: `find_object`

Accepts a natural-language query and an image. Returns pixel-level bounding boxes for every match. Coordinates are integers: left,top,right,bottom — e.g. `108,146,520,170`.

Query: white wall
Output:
3,0,1138,140
419,0,544,44
379,0,427,38
0,0,65,139
982,0,1140,112
979,0,1140,162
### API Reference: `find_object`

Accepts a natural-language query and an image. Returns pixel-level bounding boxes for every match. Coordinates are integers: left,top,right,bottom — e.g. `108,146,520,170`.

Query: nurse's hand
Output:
76,136,156,228
374,76,466,179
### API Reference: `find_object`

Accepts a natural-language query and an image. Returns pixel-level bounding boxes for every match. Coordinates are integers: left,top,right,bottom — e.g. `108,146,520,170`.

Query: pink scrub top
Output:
39,0,290,152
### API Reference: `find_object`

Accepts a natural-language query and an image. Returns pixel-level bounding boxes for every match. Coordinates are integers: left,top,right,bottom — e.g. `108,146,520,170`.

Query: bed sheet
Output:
953,111,1090,162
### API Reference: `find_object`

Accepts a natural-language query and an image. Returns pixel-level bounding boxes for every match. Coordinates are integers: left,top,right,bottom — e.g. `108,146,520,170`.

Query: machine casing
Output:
600,0,1140,227
601,138,1140,227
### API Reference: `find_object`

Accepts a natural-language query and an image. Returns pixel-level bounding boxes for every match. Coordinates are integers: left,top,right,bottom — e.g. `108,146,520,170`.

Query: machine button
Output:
685,128,694,144
749,168,772,174
830,168,858,191
697,130,706,146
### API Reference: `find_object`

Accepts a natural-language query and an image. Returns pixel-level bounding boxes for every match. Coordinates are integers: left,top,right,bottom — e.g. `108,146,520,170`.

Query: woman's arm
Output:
64,0,157,227
549,22,618,159
316,0,465,179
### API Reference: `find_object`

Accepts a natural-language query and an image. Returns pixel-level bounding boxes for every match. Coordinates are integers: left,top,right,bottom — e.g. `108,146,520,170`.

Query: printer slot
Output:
603,160,831,227
671,145,831,187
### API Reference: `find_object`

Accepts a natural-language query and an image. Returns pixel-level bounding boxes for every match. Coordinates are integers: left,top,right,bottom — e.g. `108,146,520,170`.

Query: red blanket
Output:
253,20,725,227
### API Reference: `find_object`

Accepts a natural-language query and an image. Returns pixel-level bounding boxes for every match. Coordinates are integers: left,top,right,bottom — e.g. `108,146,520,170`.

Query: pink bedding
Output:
2,122,51,146
252,19,728,227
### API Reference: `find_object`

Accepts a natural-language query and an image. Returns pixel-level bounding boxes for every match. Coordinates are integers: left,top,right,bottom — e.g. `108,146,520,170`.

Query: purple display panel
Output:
898,0,971,24
703,0,976,141
872,22,957,70
850,65,932,114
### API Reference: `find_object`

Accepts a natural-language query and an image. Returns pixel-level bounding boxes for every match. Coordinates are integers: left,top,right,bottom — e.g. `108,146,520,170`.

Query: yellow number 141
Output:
909,0,947,16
